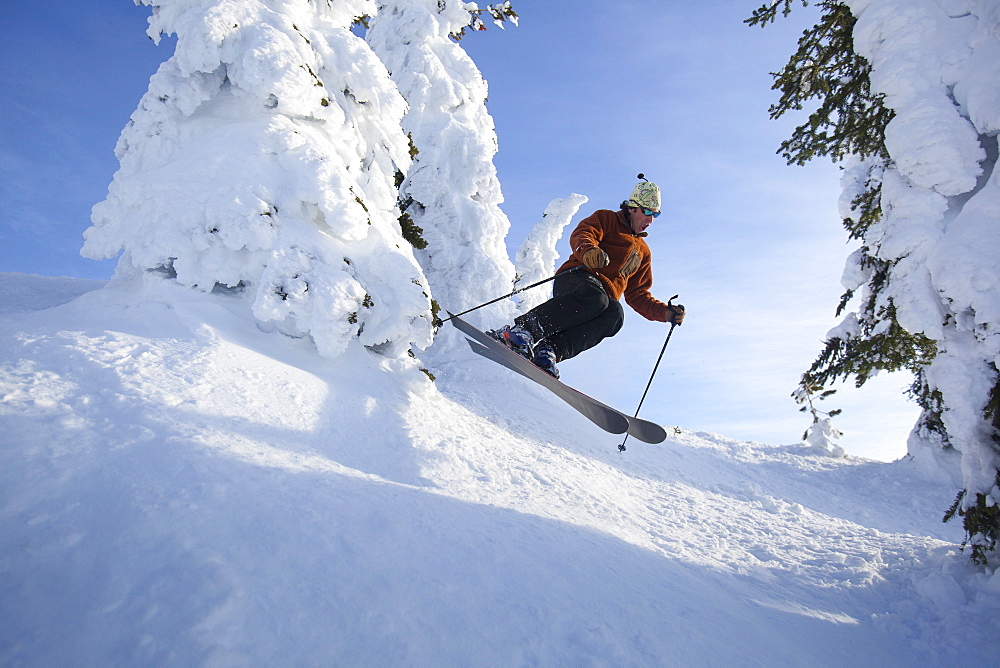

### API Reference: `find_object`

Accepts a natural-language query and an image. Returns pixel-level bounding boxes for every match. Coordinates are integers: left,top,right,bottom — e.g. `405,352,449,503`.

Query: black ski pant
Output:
514,269,624,362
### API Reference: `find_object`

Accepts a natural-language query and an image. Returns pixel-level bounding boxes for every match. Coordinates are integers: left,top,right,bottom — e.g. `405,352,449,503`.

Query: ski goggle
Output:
641,208,661,218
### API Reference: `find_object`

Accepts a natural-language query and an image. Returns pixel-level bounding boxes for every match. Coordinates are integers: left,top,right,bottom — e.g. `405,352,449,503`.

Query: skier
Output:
491,174,685,379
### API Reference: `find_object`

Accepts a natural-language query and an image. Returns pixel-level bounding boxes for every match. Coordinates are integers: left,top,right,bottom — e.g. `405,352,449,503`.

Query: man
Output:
490,174,685,379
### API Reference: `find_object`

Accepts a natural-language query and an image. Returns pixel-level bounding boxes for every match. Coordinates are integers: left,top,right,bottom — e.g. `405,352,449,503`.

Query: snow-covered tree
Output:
83,0,434,359
512,194,588,313
792,380,846,458
365,0,518,328
750,0,1000,564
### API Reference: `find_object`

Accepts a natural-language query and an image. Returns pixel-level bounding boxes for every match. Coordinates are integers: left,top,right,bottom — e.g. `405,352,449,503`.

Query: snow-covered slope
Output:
1,273,996,665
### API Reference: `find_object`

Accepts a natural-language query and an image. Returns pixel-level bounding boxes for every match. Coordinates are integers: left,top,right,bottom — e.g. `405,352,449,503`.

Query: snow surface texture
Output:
837,0,1000,496
82,0,435,359
2,272,997,665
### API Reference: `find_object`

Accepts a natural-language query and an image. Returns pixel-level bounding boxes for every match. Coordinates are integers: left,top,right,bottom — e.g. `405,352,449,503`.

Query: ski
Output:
463,338,628,435
449,312,667,444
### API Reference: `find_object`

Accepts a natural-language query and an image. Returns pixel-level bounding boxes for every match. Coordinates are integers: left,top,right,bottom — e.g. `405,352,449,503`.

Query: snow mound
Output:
0,273,996,664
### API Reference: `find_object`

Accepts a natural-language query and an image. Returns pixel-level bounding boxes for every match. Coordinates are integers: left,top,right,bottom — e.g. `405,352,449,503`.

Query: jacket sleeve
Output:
568,212,607,260
623,251,670,322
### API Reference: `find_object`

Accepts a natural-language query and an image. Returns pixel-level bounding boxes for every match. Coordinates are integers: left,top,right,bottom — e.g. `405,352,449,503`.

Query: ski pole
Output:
619,295,680,453
440,266,583,323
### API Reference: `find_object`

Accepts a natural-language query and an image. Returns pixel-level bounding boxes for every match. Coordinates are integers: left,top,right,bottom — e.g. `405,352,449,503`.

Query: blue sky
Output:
0,0,920,459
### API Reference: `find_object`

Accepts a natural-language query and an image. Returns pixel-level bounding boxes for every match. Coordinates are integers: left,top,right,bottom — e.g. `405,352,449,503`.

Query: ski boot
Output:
532,344,560,379
489,324,534,360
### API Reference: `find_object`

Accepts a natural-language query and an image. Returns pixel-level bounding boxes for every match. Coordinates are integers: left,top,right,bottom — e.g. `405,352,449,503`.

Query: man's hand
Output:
582,247,610,269
667,303,685,326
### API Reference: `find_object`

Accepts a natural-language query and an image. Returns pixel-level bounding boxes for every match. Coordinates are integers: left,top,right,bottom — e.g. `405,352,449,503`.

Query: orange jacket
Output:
557,209,671,322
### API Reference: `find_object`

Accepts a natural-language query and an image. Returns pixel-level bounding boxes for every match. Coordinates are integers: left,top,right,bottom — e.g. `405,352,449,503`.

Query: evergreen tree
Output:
83,0,433,359
749,0,1000,564
512,194,588,313
792,379,846,457
366,0,518,335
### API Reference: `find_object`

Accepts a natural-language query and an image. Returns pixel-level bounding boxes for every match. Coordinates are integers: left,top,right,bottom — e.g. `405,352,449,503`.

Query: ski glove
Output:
582,247,610,270
667,303,685,325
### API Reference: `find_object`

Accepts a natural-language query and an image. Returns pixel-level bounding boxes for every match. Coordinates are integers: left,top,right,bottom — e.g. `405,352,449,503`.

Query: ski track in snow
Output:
1,273,997,665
